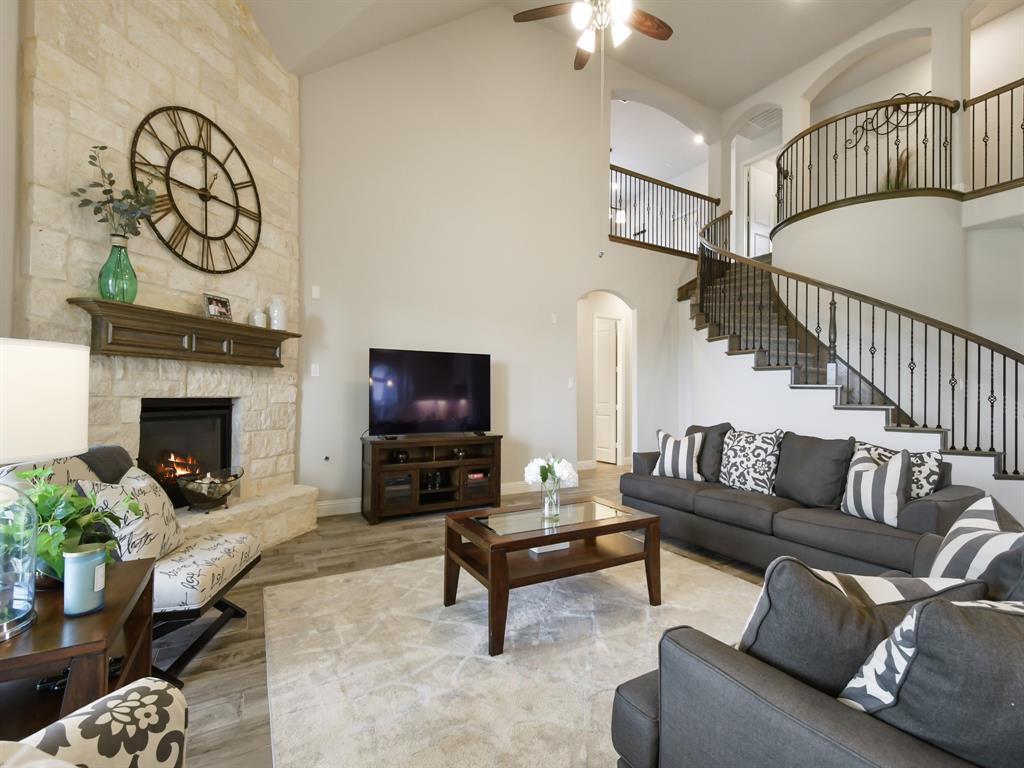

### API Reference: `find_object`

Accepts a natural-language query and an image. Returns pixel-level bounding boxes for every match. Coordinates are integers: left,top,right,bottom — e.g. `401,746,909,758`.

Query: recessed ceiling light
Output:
693,134,705,144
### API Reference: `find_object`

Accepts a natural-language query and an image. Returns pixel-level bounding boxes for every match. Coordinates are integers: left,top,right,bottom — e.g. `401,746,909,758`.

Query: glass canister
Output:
0,484,38,641
63,543,107,617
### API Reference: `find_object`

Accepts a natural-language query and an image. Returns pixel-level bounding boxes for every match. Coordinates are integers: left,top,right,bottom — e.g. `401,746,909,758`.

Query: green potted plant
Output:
72,146,156,304
16,468,140,584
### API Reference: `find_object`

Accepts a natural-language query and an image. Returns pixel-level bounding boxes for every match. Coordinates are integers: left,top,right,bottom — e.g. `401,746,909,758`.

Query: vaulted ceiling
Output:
247,0,912,110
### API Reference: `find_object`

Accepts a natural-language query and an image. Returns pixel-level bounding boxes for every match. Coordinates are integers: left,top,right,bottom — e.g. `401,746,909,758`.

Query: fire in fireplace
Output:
139,398,233,508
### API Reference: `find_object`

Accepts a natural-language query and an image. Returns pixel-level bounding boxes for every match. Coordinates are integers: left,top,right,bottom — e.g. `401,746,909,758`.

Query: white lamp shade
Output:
0,338,90,465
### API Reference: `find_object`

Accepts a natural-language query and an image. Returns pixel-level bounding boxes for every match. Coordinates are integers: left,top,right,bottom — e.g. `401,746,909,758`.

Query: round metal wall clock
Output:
130,106,261,274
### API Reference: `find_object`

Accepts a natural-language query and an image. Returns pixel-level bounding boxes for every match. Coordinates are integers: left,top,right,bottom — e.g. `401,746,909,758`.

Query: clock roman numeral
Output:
143,124,175,157
234,226,256,253
221,146,236,166
237,205,259,222
150,195,173,223
167,109,191,147
134,154,166,183
200,239,213,271
168,219,191,254
222,239,238,270
196,115,213,152
233,179,253,190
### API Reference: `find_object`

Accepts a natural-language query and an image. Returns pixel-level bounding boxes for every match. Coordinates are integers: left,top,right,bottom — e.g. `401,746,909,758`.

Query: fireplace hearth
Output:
139,398,233,508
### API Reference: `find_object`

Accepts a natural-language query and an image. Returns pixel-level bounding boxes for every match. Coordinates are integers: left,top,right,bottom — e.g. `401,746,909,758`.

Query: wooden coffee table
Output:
443,496,660,655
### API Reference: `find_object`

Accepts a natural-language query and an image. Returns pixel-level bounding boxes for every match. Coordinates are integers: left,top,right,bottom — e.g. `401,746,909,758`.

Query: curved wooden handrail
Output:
777,95,960,159
964,76,1024,107
610,164,721,205
698,212,1024,363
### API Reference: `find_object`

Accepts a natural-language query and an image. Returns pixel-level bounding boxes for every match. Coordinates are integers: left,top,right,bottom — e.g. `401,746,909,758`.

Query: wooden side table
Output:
0,559,155,740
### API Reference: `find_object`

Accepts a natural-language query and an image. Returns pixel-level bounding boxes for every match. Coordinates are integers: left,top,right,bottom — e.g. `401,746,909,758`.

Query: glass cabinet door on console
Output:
378,470,416,514
462,466,494,502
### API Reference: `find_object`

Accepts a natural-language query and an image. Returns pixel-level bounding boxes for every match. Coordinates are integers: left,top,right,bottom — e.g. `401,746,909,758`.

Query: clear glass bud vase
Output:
542,480,560,519
98,234,137,303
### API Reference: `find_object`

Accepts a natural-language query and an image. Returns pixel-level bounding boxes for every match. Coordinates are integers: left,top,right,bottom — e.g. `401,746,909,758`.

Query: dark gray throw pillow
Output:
737,557,987,696
840,600,1024,768
774,432,855,509
684,422,731,482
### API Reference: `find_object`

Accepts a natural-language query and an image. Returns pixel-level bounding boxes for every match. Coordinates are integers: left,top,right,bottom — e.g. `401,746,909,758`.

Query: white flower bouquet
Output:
524,455,579,517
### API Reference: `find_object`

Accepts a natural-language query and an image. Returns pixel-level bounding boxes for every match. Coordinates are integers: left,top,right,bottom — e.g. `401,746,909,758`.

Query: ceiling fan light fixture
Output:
577,27,596,53
570,1,593,31
611,23,631,47
609,0,633,26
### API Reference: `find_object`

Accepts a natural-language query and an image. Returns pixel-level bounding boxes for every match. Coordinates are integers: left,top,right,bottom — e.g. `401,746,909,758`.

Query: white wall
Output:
0,0,17,337
670,162,709,196
971,4,1024,97
966,226,1024,350
576,290,635,464
772,196,967,325
299,7,699,502
811,52,932,123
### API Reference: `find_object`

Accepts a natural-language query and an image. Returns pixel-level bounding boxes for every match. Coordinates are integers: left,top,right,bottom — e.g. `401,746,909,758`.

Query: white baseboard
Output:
317,497,361,517
576,460,598,471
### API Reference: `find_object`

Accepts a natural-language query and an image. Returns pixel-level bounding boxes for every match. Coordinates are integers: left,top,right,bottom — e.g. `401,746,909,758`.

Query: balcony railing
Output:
698,211,1023,478
774,94,960,234
965,77,1024,197
609,165,719,258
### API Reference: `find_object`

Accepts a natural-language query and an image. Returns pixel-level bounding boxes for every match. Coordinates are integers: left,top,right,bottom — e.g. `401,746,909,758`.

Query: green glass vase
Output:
98,235,137,303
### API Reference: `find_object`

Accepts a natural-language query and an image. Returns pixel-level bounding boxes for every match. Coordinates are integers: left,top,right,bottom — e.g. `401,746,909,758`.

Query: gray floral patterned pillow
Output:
78,466,185,560
719,428,785,495
855,441,941,499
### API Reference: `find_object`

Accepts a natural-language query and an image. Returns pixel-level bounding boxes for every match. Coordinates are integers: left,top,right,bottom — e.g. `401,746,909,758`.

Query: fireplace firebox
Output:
139,398,233,508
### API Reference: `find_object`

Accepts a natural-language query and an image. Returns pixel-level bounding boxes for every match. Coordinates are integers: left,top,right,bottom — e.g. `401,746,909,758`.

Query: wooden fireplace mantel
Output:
68,298,301,368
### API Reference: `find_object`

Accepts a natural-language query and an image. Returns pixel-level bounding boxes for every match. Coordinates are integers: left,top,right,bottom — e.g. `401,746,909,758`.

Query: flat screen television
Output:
368,348,491,436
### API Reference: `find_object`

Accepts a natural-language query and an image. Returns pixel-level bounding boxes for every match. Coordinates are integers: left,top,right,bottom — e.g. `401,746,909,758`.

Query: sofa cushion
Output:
684,422,732,482
693,487,795,534
928,495,1024,600
774,506,922,571
611,670,659,768
774,433,855,509
840,600,1024,768
0,456,98,491
652,429,702,481
840,448,911,527
718,428,784,495
856,441,943,500
153,532,260,612
619,473,718,513
75,445,136,484
738,557,986,696
77,466,185,560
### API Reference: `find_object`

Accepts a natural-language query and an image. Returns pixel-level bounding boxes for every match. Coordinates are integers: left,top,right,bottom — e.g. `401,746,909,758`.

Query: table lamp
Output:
0,338,90,640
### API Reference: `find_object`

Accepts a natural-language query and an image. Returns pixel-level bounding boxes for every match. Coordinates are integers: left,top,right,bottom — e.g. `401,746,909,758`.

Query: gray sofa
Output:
620,433,984,575
612,623,973,768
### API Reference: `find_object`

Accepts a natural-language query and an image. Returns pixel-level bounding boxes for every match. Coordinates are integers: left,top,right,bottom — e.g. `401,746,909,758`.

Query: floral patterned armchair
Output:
0,677,187,767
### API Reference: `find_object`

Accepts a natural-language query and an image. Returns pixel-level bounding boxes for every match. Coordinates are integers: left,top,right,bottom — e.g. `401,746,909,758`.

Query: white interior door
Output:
593,316,619,464
747,164,775,257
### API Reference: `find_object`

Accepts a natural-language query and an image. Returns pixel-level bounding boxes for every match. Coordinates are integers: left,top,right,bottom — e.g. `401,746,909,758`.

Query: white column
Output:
931,4,970,190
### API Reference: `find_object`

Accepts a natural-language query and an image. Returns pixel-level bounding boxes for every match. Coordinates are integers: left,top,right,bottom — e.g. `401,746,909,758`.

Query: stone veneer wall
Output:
16,0,301,499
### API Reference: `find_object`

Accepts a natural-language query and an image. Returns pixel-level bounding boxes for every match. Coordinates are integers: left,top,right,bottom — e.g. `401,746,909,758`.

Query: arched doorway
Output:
576,290,637,467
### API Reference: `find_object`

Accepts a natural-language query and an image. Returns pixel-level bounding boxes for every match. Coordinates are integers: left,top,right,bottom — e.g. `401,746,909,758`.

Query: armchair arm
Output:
898,485,984,535
22,677,187,768
658,627,970,768
632,451,660,475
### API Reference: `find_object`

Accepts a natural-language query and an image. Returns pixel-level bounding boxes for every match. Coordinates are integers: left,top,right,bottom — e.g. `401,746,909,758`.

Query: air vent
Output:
748,107,782,130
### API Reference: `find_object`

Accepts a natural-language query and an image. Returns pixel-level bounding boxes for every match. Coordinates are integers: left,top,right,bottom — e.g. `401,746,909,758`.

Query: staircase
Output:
685,212,1023,485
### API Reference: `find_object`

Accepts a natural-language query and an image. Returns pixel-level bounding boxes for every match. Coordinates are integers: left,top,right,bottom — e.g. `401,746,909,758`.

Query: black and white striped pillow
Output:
928,495,1024,600
855,441,942,499
840,447,911,527
651,429,703,481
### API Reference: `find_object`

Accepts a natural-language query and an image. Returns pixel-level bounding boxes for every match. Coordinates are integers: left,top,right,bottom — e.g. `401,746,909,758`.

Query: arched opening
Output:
576,290,637,467
610,98,709,193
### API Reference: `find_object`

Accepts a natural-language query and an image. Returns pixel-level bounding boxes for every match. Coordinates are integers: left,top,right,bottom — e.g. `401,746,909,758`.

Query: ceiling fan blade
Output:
513,3,575,23
627,10,673,40
573,47,591,70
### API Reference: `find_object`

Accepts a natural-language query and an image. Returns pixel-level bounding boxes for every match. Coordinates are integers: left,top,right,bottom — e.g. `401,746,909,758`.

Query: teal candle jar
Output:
98,234,138,303
63,543,106,617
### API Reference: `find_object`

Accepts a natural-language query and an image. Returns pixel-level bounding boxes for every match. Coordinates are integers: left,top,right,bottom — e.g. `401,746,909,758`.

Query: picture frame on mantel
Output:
204,293,232,321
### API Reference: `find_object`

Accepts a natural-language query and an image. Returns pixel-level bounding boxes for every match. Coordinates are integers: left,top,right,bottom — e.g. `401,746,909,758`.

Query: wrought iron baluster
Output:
909,320,916,425
950,336,957,448
976,343,982,451
896,314,902,426
870,307,876,404
923,324,929,427
858,301,863,404
937,330,942,429
990,350,996,452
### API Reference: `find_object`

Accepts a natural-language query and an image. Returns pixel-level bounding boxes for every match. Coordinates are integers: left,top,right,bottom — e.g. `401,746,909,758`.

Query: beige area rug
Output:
263,552,762,768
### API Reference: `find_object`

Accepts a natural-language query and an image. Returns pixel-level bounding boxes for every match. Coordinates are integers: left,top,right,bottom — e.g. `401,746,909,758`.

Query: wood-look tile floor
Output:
157,465,761,768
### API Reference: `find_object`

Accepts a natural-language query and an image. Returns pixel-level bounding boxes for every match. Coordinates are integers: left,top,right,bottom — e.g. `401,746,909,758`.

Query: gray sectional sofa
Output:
619,425,984,575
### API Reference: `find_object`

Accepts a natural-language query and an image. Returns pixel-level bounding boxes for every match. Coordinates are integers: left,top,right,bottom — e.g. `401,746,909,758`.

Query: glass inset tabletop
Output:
472,500,631,536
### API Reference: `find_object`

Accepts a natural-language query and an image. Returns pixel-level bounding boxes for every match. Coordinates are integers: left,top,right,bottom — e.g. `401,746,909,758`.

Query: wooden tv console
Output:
360,434,502,524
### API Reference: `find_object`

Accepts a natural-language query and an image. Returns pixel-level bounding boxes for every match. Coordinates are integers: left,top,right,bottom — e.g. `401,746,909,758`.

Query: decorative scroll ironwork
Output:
844,91,933,150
